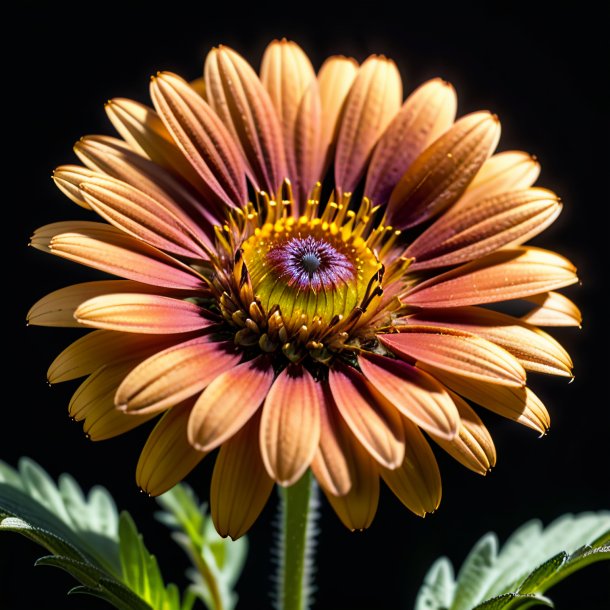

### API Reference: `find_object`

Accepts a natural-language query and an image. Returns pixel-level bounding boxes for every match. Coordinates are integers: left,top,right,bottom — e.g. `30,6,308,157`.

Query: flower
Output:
29,40,580,539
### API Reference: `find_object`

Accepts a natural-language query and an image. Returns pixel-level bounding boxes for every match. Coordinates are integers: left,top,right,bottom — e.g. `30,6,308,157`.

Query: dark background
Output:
2,3,609,609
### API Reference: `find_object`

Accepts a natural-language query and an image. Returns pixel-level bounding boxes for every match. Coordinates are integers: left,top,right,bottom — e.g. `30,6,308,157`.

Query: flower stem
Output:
275,470,319,610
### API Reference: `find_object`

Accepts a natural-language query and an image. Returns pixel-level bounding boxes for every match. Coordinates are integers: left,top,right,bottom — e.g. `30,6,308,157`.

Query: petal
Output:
380,326,526,387
188,355,274,451
404,307,572,377
259,365,321,486
136,400,206,496
322,430,379,531
317,55,359,176
334,55,402,194
53,165,97,209
74,293,211,334
205,45,287,194
211,413,274,539
79,175,209,258
35,222,206,290
387,111,501,229
48,330,181,383
421,365,550,434
521,292,582,327
406,188,562,270
105,98,203,187
328,363,405,468
358,353,459,440
116,338,241,414
150,72,248,209
260,39,316,185
458,150,541,209
380,417,441,516
311,385,352,496
75,135,220,232
365,78,457,205
428,392,496,475
27,280,167,328
406,247,578,307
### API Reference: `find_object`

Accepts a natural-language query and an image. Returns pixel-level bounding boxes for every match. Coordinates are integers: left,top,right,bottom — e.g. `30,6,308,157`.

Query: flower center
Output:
266,235,355,292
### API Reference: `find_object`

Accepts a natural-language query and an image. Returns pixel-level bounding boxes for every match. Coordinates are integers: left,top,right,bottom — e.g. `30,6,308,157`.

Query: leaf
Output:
156,482,248,610
0,458,187,610
414,512,610,610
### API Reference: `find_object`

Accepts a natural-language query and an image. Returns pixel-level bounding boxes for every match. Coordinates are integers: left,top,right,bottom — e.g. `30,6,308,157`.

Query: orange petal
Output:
211,412,274,539
311,385,352,496
35,222,206,290
380,326,526,387
75,135,220,233
261,40,316,186
48,330,182,383
116,338,241,414
458,150,541,209
205,45,286,194
27,280,168,328
365,78,456,204
521,292,582,327
79,175,209,258
328,363,405,468
105,98,203,188
53,165,97,209
334,55,402,194
260,365,321,486
403,307,572,377
387,111,501,229
317,55,359,176
406,247,578,307
323,430,379,531
420,365,550,434
188,355,274,451
406,188,562,270
74,293,211,334
428,392,496,475
358,353,459,440
136,400,206,496
150,72,248,210
380,417,441,516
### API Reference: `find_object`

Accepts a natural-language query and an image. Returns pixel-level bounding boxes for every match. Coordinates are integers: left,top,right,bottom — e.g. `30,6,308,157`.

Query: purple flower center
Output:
266,235,355,292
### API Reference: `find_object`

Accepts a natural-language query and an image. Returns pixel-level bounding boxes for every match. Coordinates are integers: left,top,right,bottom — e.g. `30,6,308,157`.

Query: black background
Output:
2,3,609,609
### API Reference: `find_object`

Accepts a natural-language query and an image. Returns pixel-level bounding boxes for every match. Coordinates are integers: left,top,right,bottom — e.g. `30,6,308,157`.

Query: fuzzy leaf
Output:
414,512,610,610
0,458,187,610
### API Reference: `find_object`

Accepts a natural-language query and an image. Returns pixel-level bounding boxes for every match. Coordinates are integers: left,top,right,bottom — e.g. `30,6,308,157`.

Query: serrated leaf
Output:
415,557,455,610
0,458,188,610
156,483,247,610
415,512,610,610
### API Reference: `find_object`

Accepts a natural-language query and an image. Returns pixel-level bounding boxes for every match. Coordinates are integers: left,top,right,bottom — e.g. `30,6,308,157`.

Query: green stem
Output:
276,470,319,610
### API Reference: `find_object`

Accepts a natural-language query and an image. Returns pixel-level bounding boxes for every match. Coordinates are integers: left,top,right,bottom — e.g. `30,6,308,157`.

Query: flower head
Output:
30,40,579,539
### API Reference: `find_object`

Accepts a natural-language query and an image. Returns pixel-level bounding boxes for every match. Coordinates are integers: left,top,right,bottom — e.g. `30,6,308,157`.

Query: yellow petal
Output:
317,56,359,177
387,111,501,228
329,362,405,468
53,165,97,209
136,400,206,496
260,365,321,486
358,353,459,440
187,355,274,451
205,45,287,194
211,412,274,539
334,55,402,194
521,292,582,327
116,338,241,414
428,392,496,475
380,417,441,516
365,78,456,204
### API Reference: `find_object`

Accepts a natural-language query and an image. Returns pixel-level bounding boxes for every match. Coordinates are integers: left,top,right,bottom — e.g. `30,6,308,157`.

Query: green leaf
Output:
156,483,248,610
414,512,610,610
0,458,188,610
